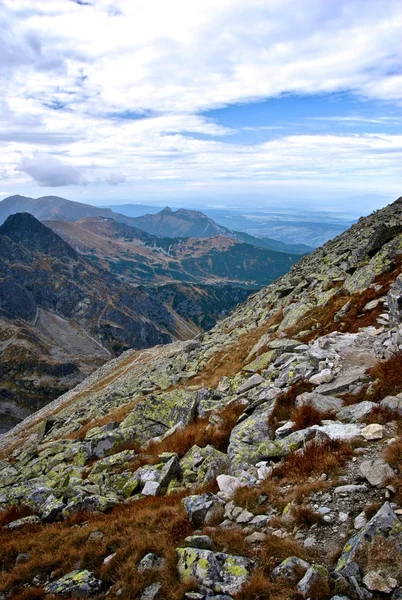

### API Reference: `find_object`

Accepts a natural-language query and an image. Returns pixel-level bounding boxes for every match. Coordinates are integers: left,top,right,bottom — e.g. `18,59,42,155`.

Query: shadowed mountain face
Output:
45,217,299,287
0,214,254,431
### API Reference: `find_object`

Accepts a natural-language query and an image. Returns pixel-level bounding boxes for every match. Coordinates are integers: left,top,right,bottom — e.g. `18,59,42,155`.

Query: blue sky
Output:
1,0,402,214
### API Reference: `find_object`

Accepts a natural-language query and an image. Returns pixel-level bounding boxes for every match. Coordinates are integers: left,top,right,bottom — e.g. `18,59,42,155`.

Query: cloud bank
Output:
1,0,402,205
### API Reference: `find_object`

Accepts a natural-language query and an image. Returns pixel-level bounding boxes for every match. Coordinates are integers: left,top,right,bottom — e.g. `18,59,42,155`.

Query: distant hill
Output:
130,207,312,254
0,194,136,227
46,217,299,287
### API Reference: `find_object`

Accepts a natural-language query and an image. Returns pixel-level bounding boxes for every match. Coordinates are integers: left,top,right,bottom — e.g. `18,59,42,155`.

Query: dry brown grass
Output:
274,439,353,482
384,439,402,469
291,405,332,431
66,398,142,441
269,380,314,430
0,505,35,527
189,309,283,389
234,569,295,600
368,354,402,401
0,492,195,599
288,505,323,528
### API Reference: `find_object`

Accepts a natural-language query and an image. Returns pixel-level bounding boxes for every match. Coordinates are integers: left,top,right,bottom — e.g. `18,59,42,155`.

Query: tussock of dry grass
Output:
234,569,295,600
0,505,35,527
291,405,332,431
269,380,314,430
274,439,353,482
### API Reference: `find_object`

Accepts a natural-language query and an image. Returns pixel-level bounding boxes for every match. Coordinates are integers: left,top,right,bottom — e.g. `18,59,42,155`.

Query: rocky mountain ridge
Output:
2,197,402,599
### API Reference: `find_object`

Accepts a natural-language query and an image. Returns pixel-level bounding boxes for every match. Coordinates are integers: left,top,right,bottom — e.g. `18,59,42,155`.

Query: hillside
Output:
131,206,312,254
45,217,299,287
3,197,402,599
0,214,252,432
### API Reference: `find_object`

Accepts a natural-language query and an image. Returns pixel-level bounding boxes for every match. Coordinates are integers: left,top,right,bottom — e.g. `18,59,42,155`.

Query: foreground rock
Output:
45,570,102,597
177,547,253,594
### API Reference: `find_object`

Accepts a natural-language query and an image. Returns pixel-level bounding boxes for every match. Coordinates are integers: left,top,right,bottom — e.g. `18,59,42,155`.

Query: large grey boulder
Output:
45,570,102,597
180,445,228,487
380,396,402,415
177,547,253,595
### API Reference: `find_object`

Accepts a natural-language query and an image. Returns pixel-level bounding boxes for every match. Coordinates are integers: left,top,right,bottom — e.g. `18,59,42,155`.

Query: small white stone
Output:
142,481,160,496
354,512,367,530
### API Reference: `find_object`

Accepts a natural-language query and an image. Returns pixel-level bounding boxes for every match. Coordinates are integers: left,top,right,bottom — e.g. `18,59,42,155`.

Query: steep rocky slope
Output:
2,198,402,599
0,214,252,432
45,217,299,286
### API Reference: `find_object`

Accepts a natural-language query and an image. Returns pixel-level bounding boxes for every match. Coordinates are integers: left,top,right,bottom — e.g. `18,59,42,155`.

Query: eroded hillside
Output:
2,198,402,599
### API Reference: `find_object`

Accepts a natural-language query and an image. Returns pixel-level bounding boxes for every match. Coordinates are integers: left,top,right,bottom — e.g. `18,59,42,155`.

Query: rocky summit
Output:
3,197,402,599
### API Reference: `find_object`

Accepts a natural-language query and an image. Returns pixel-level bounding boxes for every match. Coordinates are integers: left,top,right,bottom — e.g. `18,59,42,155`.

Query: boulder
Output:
216,475,243,498
257,427,316,460
337,401,376,423
140,583,162,600
312,422,361,441
184,535,215,551
363,571,397,593
120,389,198,445
297,564,329,598
271,556,311,582
228,404,275,475
360,424,384,441
380,396,402,415
237,374,265,394
138,553,164,572
176,547,253,595
62,495,117,518
4,515,41,529
182,493,224,527
41,495,66,521
45,570,102,597
359,459,394,488
296,392,344,413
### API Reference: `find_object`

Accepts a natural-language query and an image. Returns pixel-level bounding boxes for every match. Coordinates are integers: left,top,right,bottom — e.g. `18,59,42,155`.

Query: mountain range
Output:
0,195,312,255
2,196,402,599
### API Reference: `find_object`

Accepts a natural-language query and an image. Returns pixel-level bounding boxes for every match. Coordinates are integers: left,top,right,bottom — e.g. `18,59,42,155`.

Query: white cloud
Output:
1,0,402,201
18,152,86,186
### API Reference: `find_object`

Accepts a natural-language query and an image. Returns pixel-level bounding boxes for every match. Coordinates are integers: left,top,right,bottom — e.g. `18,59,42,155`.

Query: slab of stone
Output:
45,570,102,597
337,401,376,423
359,458,394,488
314,368,366,396
237,374,265,394
312,422,361,441
296,392,344,413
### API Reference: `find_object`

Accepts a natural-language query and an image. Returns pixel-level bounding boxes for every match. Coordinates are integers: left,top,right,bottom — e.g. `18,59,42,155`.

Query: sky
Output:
1,0,402,214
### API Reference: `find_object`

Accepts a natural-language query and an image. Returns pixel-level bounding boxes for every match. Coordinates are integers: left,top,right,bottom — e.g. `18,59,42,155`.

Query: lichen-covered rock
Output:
45,569,102,597
41,494,66,521
272,556,311,582
140,583,162,600
138,552,164,572
257,427,315,460
62,494,117,518
336,401,376,423
4,515,41,529
181,445,228,487
182,493,224,527
184,535,215,551
336,503,402,574
176,547,253,594
228,404,275,475
120,389,198,444
297,564,329,598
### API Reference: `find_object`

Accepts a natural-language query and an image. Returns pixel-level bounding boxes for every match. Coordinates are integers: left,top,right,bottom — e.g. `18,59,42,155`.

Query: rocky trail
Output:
2,198,402,599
